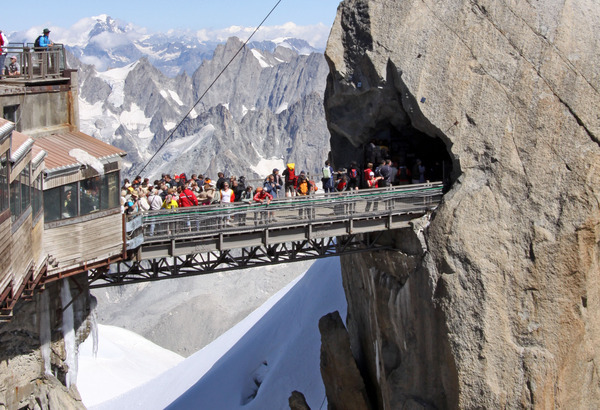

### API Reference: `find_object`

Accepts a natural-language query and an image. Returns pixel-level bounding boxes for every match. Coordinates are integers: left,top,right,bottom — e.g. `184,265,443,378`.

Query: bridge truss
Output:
89,233,390,288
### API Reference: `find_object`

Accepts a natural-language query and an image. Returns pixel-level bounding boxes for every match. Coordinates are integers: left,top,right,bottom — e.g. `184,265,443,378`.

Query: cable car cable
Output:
137,0,284,176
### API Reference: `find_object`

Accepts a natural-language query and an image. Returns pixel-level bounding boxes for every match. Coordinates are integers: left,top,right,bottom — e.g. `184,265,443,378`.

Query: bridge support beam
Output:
89,234,393,288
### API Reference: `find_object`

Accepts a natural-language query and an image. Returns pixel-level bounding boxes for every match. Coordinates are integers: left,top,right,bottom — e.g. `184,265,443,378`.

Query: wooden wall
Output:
0,218,12,292
31,217,45,273
44,212,123,274
10,215,33,291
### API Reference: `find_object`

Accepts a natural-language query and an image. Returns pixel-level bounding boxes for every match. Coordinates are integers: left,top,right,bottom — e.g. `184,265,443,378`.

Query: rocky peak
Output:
324,0,600,408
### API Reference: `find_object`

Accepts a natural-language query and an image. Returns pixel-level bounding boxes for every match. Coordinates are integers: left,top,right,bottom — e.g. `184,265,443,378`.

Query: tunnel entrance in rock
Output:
363,123,453,186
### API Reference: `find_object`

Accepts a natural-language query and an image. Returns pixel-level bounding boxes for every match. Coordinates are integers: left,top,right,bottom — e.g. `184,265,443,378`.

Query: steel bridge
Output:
89,183,444,288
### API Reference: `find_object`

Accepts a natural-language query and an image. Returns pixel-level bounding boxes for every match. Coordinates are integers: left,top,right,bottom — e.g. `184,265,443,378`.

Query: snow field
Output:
82,257,346,409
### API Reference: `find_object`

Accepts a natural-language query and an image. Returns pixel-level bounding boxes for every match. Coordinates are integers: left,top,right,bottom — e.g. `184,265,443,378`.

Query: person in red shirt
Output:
363,162,374,189
177,185,198,207
177,184,199,231
253,187,273,224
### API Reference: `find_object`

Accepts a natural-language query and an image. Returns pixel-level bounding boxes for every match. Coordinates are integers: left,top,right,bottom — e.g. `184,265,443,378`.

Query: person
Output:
412,159,426,184
146,189,163,236
376,159,391,187
365,171,383,212
335,173,348,192
219,181,235,226
162,194,178,209
363,162,374,189
231,179,245,202
198,181,216,205
322,160,334,193
263,174,281,199
135,190,150,211
37,28,53,49
347,162,359,191
296,172,314,219
220,182,235,204
216,172,228,191
282,163,297,197
389,160,398,186
63,190,77,217
253,186,273,224
238,186,254,225
177,184,198,231
397,161,411,185
0,30,8,78
297,172,312,196
272,168,284,196
178,184,198,208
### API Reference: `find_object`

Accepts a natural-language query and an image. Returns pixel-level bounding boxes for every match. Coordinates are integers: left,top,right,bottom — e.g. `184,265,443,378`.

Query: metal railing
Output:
126,182,443,247
1,44,67,80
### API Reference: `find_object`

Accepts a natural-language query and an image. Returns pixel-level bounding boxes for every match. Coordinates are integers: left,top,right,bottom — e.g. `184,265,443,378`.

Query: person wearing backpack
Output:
347,161,359,191
322,160,334,193
296,172,315,219
282,163,297,197
35,28,53,49
397,161,411,185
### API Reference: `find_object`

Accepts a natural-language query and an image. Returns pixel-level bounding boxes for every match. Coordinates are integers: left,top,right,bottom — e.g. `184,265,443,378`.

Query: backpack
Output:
299,180,309,195
398,166,410,181
349,168,358,178
34,35,42,48
322,166,331,179
337,179,347,191
285,164,296,183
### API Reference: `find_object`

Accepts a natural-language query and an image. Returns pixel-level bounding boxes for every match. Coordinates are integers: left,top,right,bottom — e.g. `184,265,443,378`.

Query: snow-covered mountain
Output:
74,35,331,179
9,15,324,76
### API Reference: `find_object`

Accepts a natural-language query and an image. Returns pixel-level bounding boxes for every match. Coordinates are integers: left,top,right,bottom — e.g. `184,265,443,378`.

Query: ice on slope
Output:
90,257,346,409
78,325,184,407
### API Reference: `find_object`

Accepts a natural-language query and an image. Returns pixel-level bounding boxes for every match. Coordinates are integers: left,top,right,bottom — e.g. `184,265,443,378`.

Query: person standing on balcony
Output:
0,30,7,78
38,28,53,48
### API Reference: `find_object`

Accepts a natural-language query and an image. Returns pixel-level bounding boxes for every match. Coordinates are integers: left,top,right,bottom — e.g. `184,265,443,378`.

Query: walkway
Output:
89,183,444,287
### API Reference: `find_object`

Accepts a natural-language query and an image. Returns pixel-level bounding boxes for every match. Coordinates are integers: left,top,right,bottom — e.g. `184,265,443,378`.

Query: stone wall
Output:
325,0,600,407
0,275,91,409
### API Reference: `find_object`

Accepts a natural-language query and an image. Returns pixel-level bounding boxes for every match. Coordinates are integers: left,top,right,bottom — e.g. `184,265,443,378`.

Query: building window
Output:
0,153,8,214
44,171,120,222
32,172,43,218
10,162,30,222
3,105,20,131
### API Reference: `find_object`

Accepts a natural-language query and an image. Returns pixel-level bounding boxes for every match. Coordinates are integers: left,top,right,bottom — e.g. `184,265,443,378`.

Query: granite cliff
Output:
324,0,600,408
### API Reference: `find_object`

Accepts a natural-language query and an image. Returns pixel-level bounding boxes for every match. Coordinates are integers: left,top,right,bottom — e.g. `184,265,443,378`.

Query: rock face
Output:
0,275,91,409
324,0,600,408
319,311,371,410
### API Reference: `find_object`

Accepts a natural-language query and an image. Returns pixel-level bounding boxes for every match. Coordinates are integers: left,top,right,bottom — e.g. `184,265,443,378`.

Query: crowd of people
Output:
120,157,437,216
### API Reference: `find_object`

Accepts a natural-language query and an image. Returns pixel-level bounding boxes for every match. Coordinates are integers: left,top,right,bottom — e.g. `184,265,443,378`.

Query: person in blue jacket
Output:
38,28,54,48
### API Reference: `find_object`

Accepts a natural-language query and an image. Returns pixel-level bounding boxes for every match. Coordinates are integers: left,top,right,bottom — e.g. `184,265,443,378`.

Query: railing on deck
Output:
2,44,67,80
126,182,444,248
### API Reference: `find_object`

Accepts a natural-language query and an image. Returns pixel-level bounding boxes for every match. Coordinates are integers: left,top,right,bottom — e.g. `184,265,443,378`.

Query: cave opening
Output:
360,122,454,187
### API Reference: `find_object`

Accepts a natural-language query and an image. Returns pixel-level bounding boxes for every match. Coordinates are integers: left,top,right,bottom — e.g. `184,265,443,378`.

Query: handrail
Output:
127,182,443,247
1,44,67,81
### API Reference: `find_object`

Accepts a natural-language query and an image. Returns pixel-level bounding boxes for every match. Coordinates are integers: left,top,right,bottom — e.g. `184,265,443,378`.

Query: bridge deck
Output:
90,183,443,287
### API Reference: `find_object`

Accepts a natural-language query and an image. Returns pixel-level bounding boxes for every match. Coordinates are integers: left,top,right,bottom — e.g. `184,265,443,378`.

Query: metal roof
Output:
10,130,33,165
33,131,127,171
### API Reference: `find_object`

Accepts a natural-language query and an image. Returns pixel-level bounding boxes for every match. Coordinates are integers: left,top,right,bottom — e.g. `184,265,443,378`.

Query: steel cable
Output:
137,0,284,176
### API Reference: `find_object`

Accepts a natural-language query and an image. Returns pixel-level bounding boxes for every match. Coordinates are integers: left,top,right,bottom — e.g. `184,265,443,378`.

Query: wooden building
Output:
0,120,47,319
0,45,127,318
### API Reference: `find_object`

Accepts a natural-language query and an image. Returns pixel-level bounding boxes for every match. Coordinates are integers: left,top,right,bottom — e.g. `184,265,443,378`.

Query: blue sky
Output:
2,0,341,33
